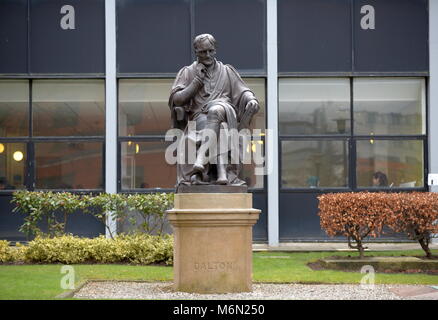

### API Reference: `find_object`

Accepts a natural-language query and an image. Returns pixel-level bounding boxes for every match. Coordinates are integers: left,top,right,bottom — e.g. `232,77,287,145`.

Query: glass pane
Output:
356,140,424,188
119,79,173,136
281,140,348,188
119,78,266,136
0,142,26,190
35,142,103,189
353,78,426,135
241,136,265,189
33,80,105,136
121,141,176,189
279,78,350,135
0,80,29,137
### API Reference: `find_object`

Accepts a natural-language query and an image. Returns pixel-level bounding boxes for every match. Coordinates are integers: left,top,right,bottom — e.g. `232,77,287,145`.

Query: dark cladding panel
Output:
0,0,28,74
252,192,267,241
30,0,105,74
194,0,266,73
117,0,191,74
278,0,352,73
279,192,329,240
354,0,428,72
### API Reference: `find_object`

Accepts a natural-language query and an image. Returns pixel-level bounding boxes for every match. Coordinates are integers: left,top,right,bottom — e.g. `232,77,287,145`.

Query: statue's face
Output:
195,39,216,67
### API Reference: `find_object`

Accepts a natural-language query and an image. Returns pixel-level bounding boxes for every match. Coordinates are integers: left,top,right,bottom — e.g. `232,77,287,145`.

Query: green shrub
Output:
21,234,173,265
0,240,13,263
24,235,93,264
11,191,174,239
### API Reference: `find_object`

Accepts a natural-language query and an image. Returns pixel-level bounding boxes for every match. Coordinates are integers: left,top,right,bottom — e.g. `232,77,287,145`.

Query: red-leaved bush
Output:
385,192,438,258
318,192,387,258
318,192,438,259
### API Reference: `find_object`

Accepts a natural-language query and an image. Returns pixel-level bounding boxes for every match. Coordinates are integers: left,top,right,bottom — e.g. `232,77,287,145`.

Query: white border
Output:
105,0,117,238
267,0,279,246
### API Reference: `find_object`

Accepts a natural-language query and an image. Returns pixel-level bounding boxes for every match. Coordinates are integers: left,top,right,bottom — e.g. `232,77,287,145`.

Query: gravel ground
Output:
72,281,421,300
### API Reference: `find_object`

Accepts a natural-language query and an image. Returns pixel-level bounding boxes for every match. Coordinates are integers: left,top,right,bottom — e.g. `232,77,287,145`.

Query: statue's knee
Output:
207,105,225,120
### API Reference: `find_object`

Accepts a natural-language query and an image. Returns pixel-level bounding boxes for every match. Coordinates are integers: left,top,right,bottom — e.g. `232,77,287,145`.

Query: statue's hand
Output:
174,106,186,121
245,100,260,114
196,63,207,80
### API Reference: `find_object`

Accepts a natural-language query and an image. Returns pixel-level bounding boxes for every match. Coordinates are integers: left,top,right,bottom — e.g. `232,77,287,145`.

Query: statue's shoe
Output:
216,177,228,185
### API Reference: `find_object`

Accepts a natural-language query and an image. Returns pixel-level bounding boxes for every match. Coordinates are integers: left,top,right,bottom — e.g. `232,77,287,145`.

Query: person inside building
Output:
372,171,388,187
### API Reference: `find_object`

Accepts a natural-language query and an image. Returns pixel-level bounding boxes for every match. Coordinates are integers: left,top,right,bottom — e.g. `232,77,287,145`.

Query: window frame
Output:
279,76,429,193
0,77,106,194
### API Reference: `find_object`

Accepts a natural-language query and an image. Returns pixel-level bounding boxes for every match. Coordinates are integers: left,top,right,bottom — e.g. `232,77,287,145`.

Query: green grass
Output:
0,250,437,299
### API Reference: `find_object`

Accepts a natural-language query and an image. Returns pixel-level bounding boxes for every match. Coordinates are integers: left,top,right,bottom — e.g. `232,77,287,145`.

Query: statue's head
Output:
193,34,217,67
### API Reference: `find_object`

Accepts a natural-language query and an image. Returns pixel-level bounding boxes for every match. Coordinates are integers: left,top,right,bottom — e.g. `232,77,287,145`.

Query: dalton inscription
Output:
194,261,236,272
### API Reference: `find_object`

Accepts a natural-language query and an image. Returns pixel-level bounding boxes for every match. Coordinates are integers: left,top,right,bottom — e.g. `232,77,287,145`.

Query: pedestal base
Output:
167,193,261,294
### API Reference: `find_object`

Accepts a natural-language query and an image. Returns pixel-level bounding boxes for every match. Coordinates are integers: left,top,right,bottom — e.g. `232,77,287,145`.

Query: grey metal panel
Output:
278,0,352,73
353,0,428,72
30,0,105,74
252,191,267,241
117,0,191,74
194,0,266,73
0,195,27,242
279,192,328,240
0,0,28,74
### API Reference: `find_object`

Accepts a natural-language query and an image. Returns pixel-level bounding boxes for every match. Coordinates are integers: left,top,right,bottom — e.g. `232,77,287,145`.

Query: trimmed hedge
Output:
0,234,173,265
318,192,438,258
11,191,174,239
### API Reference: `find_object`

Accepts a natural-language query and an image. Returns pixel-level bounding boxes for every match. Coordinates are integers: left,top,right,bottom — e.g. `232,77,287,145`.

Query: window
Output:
0,142,27,190
35,142,103,190
353,78,425,135
279,77,426,190
281,140,348,188
0,79,105,191
33,80,105,137
0,80,29,137
279,78,350,135
356,139,424,188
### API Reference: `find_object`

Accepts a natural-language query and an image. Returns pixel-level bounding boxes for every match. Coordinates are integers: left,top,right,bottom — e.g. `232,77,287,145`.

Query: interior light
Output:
135,144,140,154
0,143,4,154
13,151,24,162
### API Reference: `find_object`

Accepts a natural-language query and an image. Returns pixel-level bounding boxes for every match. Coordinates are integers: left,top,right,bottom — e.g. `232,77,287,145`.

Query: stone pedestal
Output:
167,193,261,293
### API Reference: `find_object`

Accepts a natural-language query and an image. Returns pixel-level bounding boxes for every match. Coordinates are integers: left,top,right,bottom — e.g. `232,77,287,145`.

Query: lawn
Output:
0,250,437,299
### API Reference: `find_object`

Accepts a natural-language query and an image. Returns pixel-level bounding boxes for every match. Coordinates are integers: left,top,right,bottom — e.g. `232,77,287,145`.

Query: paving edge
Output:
55,280,89,299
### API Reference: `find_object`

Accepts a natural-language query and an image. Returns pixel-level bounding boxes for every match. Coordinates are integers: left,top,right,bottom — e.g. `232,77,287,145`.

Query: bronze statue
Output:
169,34,259,189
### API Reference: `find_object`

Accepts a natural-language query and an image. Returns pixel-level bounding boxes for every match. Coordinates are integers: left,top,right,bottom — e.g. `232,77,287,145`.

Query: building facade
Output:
0,0,436,244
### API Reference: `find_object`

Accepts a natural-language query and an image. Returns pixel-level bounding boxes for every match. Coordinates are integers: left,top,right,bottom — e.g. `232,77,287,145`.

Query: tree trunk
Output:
418,237,432,259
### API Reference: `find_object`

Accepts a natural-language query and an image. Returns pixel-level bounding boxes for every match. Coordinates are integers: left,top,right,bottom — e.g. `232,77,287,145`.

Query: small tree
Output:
386,192,438,259
318,192,387,258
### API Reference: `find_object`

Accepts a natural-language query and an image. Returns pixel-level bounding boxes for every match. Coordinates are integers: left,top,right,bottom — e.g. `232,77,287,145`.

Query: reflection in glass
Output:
356,140,424,188
0,80,29,137
35,142,103,189
0,143,26,190
279,78,350,135
281,140,348,188
33,80,105,136
353,78,425,135
121,141,176,189
118,78,266,136
241,136,265,188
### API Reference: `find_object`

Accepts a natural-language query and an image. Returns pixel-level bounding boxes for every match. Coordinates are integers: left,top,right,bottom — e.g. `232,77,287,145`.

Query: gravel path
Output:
72,281,429,300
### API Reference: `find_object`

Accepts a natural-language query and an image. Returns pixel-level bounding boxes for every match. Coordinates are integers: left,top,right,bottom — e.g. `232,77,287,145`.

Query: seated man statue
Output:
169,33,259,188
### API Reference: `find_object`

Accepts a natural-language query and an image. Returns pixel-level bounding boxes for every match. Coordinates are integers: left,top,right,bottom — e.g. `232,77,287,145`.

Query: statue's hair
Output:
193,34,217,50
